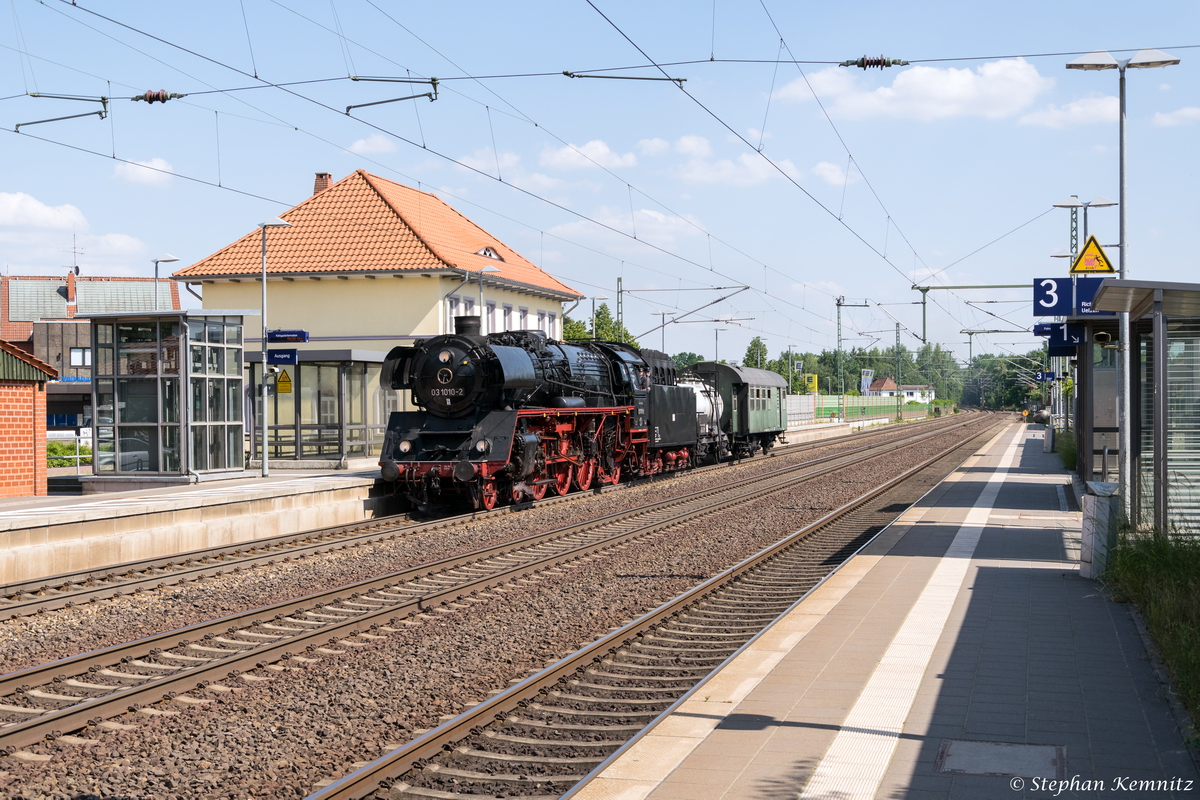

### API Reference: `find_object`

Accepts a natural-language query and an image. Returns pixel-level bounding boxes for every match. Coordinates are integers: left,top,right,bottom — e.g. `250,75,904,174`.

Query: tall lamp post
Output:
1066,48,1179,510
715,327,728,363
591,295,609,338
258,218,291,478
151,254,178,311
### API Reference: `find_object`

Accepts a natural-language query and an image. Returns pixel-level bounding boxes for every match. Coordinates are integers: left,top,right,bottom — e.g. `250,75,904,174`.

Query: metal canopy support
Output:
1152,288,1167,534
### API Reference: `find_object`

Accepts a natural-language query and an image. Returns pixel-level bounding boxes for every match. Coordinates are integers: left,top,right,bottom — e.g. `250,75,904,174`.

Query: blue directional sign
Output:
1035,371,1057,382
267,329,310,343
1033,323,1057,336
1033,278,1072,316
1074,277,1116,316
267,348,298,366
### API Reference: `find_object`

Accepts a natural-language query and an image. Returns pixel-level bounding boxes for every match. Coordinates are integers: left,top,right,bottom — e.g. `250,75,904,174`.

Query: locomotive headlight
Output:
474,438,490,454
398,439,413,454
438,350,453,363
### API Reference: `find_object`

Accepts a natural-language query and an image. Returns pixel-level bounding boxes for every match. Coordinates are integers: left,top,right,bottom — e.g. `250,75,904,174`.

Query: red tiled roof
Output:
0,338,58,379
174,170,582,299
869,377,897,391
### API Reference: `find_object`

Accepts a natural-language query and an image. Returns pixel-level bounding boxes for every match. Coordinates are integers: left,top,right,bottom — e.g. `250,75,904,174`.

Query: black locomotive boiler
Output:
378,316,786,510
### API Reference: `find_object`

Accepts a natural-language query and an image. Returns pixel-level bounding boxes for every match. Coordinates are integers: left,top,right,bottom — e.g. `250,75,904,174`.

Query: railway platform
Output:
570,423,1199,800
0,470,397,585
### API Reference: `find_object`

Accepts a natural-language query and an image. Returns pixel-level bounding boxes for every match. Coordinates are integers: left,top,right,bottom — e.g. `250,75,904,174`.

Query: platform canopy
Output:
1092,278,1200,319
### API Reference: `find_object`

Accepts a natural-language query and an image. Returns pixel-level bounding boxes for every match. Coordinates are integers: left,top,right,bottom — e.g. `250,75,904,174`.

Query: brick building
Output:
0,339,57,497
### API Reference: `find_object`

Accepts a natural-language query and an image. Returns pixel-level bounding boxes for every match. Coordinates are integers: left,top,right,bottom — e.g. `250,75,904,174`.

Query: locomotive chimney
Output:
454,315,481,336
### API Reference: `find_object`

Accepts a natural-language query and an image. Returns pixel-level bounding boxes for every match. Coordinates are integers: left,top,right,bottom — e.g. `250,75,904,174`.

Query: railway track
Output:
0,414,993,759
0,413,968,620
307,417,1010,799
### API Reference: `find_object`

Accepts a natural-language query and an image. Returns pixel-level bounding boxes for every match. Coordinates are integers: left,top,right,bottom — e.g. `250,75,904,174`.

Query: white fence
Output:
786,394,818,428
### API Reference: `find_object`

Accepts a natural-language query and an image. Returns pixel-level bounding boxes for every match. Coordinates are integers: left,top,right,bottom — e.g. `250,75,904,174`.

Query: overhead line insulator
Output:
839,56,909,70
132,90,186,103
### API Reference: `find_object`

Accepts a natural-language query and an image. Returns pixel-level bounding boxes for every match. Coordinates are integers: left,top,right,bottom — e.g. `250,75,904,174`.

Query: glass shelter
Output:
1092,279,1200,533
85,310,252,483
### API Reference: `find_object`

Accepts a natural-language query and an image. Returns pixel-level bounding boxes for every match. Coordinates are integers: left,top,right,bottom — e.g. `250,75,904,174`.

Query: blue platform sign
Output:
1035,371,1057,382
267,348,298,366
267,329,310,343
1074,277,1116,316
1033,323,1057,336
1032,278,1073,316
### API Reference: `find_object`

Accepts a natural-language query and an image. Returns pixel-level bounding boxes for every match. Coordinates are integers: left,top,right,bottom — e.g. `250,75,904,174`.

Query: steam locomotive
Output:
378,316,788,510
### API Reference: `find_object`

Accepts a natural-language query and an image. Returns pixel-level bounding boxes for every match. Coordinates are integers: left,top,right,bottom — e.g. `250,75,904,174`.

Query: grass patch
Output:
1054,427,1077,471
1106,530,1200,735
46,439,91,467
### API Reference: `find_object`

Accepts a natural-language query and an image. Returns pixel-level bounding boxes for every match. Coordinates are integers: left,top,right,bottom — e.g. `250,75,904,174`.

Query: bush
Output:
1107,530,1200,728
1054,428,1077,471
47,439,91,467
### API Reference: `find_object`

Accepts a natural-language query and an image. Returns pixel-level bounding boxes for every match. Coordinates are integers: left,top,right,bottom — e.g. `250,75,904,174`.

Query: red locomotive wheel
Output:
575,459,596,491
510,481,526,504
553,465,573,496
480,480,498,511
530,480,548,501
601,464,621,485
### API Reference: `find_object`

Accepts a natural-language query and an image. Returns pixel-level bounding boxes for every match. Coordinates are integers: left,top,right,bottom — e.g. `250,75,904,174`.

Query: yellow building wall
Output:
196,275,565,347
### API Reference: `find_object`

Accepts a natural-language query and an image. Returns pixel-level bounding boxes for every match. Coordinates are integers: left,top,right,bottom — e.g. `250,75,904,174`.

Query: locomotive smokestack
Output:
454,315,481,336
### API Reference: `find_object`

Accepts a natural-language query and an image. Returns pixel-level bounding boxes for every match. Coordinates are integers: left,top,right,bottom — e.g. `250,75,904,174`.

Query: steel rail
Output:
307,416,1008,799
0,417,985,754
0,413,969,619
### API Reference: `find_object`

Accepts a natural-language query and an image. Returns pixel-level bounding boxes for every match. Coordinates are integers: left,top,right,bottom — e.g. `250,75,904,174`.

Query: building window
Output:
503,304,513,331
463,298,476,316
519,307,528,329
475,246,504,261
548,313,557,339
486,302,497,334
69,347,92,367
446,296,460,332
537,311,546,333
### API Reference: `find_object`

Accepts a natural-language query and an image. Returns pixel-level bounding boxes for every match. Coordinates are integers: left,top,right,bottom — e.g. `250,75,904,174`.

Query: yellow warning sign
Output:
1069,235,1115,275
276,368,292,394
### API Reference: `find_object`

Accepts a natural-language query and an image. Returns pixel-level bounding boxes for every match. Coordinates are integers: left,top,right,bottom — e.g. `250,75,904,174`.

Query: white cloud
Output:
113,157,173,187
349,134,397,154
636,137,670,156
0,192,87,230
547,205,705,250
812,161,861,186
456,149,565,191
675,135,713,158
1019,96,1117,128
1153,106,1200,127
540,140,636,170
778,59,1053,121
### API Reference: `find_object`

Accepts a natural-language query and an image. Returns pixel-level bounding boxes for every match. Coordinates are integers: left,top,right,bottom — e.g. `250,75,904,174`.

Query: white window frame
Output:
537,310,546,333
69,347,92,367
519,307,528,330
502,304,513,331
486,302,497,334
446,295,461,333
548,313,557,339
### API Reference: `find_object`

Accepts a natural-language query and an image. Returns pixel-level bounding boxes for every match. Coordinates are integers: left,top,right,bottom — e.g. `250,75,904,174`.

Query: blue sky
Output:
3,1,1197,365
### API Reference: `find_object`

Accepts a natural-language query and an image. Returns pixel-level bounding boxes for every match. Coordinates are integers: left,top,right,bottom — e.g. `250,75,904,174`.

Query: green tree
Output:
591,303,638,345
672,352,705,370
562,315,589,341
744,336,769,369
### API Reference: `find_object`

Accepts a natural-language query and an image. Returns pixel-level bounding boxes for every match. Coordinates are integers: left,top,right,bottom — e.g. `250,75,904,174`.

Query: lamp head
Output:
1127,49,1181,69
1066,50,1121,71
1088,195,1118,208
258,218,292,229
153,253,179,265
1052,196,1083,209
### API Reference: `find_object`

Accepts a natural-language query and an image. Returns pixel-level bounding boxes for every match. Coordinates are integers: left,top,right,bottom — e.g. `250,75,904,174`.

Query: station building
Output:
173,170,583,467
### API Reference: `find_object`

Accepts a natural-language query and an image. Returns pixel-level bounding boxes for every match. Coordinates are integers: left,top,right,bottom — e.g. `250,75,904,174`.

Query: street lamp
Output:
1066,47,1179,506
591,295,609,339
151,254,178,311
715,327,728,363
1052,195,1117,253
258,218,291,478
652,310,676,351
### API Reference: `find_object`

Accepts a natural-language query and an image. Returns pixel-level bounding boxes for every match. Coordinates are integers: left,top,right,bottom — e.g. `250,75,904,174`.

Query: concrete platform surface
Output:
569,424,1199,800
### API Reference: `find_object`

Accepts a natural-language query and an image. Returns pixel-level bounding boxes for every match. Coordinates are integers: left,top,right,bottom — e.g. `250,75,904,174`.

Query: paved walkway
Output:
571,424,1199,800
